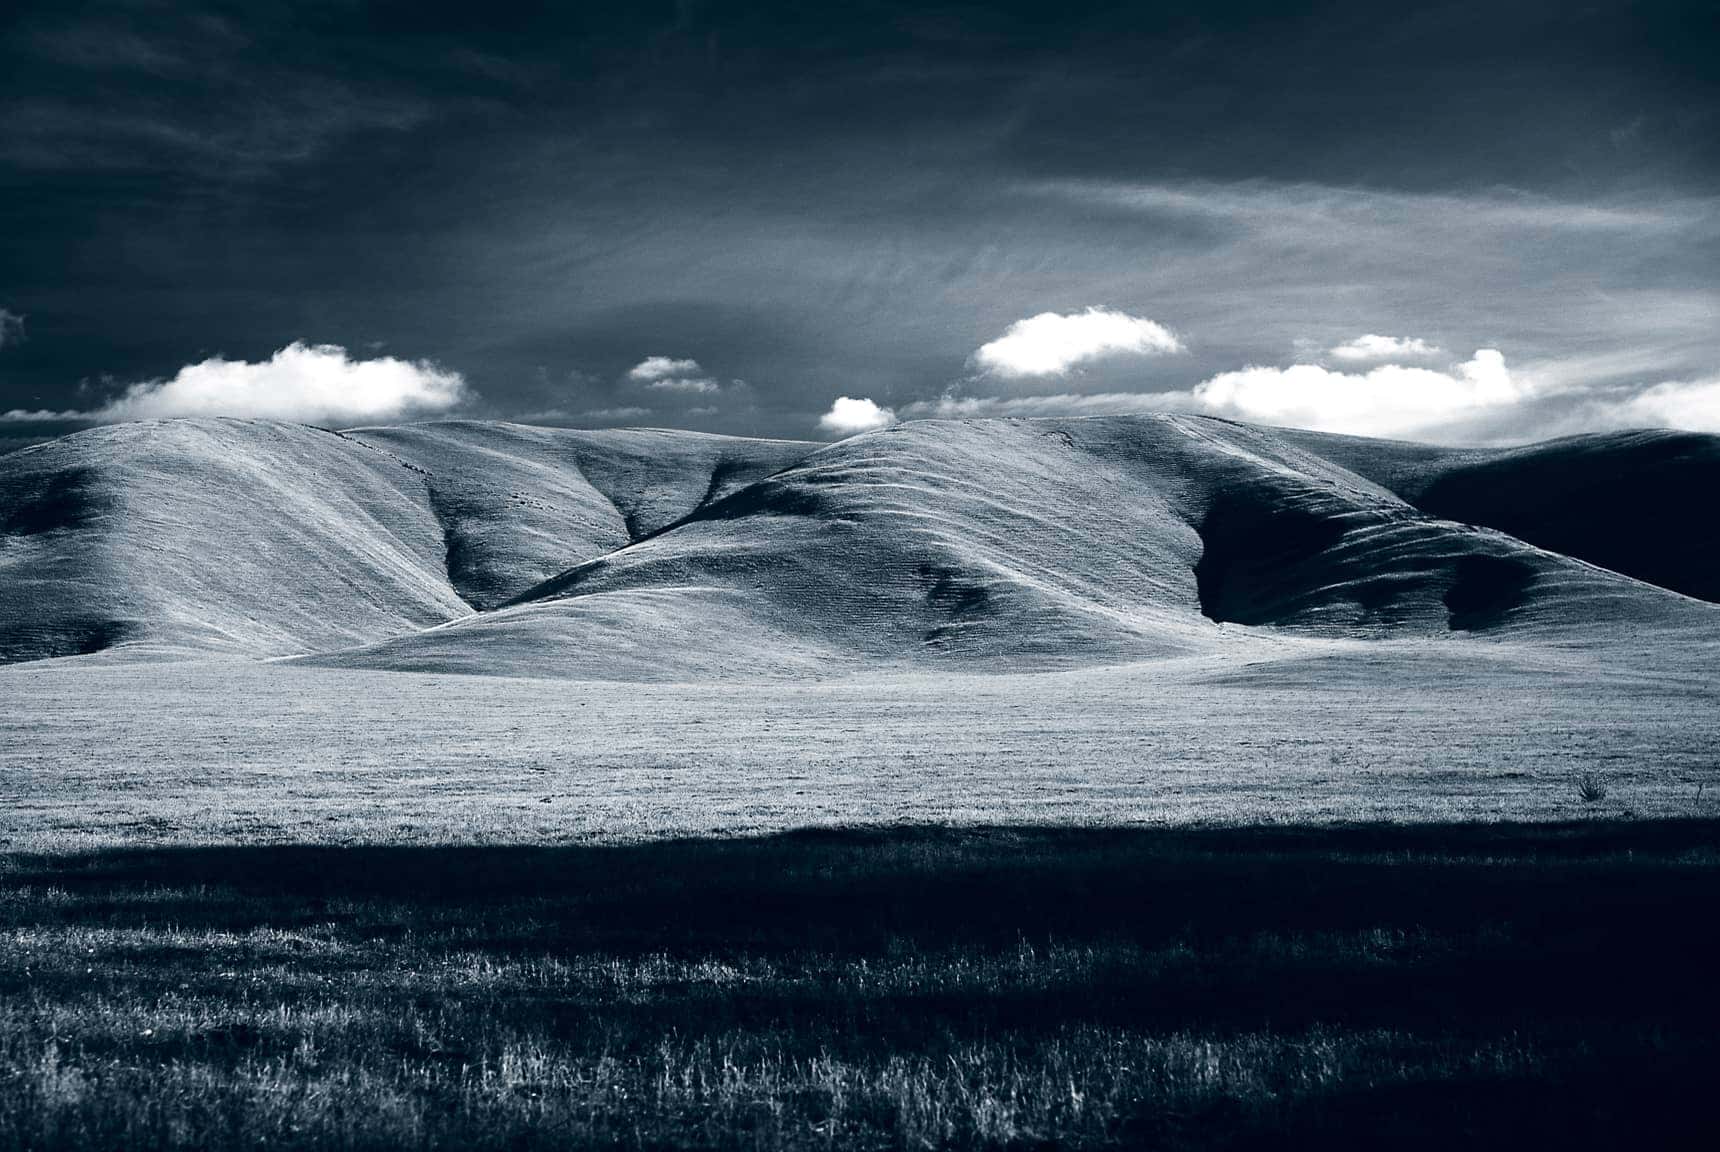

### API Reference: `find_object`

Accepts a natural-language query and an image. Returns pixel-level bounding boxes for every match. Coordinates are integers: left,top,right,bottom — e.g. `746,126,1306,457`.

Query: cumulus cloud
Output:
818,396,897,436
0,308,24,349
1328,334,1439,362
1191,349,1525,439
908,350,1720,444
626,355,721,395
910,349,1550,442
627,356,702,381
1578,378,1720,434
88,342,467,424
973,307,1184,378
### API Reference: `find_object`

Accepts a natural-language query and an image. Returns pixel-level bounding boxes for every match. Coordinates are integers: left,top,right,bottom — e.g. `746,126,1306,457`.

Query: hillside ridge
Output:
3,415,1714,676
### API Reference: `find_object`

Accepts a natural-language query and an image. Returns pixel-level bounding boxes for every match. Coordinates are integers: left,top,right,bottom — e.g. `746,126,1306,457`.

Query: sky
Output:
2,0,1717,449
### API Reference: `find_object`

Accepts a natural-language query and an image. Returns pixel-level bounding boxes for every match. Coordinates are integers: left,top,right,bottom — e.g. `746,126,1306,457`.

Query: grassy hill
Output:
4,415,1714,675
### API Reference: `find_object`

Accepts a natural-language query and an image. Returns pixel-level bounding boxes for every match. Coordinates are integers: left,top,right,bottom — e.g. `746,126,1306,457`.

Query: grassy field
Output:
3,822,1718,1149
5,651,1719,851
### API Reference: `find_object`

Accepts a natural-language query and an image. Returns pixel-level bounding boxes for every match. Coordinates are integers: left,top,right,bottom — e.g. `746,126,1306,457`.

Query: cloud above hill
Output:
627,356,721,394
627,356,701,380
1191,349,1527,438
916,347,1546,442
818,396,897,436
1571,378,1720,434
86,342,468,424
973,308,1183,378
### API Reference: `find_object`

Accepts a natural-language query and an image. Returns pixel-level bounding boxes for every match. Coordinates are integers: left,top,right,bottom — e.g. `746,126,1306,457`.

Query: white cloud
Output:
0,407,83,422
0,308,24,349
83,342,467,424
627,356,703,382
626,355,720,395
1190,349,1527,438
973,307,1184,378
1328,334,1439,362
904,353,1720,443
908,348,1552,441
818,396,897,436
1579,378,1720,434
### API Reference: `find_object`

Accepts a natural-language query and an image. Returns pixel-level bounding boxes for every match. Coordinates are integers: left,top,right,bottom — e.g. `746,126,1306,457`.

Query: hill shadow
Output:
1418,432,1720,603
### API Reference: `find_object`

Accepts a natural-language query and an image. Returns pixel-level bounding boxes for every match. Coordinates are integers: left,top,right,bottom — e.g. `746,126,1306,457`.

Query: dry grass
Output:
3,823,1718,1149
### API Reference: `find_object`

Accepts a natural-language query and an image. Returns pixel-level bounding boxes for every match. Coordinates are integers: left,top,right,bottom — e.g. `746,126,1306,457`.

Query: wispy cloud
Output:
1023,180,1707,235
2,12,428,178
0,308,24,349
903,392,1187,419
1563,378,1720,435
0,407,83,423
1328,334,1439,362
580,405,652,422
645,376,721,394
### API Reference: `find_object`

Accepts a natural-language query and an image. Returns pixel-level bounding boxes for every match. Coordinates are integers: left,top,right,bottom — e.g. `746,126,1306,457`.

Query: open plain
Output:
2,644,1718,852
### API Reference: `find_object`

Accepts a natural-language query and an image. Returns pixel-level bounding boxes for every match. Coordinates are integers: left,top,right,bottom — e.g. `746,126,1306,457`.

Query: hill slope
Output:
0,419,467,663
317,416,1715,679
341,423,815,609
5,414,1713,676
1281,427,1720,602
0,419,817,662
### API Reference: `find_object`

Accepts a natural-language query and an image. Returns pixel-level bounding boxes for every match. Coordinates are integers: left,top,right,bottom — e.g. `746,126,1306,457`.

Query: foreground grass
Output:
3,823,1719,1149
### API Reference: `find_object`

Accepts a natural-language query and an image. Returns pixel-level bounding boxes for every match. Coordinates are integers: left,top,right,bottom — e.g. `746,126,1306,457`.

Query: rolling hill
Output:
0,418,813,663
0,419,466,663
340,422,815,610
1280,427,1720,603
2,415,1714,677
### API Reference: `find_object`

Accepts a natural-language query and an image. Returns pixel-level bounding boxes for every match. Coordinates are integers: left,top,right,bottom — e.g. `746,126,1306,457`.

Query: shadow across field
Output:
5,822,1719,1149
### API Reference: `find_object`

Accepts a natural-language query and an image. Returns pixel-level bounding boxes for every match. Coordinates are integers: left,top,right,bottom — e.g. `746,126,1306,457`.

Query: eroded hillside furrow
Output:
343,422,818,608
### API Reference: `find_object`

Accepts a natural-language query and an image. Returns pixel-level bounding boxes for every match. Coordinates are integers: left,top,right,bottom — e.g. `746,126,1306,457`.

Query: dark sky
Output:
2,0,1717,446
